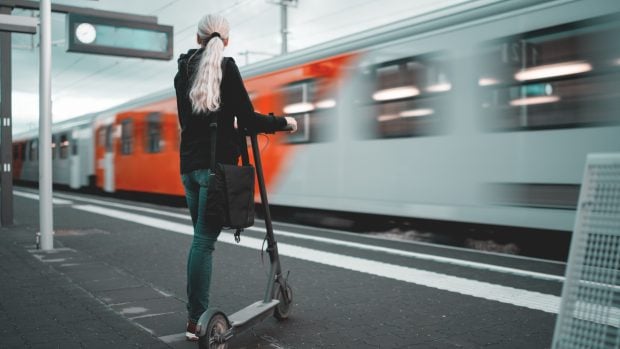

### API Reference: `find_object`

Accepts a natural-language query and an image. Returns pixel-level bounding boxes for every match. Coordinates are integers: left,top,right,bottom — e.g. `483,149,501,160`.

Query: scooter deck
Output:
229,300,280,328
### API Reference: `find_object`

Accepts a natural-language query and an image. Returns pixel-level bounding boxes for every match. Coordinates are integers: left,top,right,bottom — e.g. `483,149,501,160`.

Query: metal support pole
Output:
267,0,296,55
280,3,287,54
39,0,53,249
0,5,13,227
241,49,249,65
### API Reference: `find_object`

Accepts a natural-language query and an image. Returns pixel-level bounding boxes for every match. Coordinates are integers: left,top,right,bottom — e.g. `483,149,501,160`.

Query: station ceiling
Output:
8,0,469,134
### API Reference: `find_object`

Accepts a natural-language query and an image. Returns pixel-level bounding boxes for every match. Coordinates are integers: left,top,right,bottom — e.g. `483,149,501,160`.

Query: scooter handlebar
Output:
244,112,297,135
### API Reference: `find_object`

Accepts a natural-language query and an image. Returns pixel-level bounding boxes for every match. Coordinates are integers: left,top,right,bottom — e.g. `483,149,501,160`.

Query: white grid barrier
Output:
552,153,620,349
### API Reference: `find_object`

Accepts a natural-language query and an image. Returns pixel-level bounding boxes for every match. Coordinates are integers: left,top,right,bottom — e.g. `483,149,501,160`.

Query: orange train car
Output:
91,53,357,198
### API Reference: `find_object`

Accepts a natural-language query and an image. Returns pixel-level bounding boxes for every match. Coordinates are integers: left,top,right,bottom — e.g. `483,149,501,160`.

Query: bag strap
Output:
209,57,252,168
208,57,231,170
209,119,218,170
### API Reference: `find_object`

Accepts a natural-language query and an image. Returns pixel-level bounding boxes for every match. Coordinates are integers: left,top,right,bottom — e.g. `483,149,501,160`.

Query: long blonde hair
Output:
189,14,230,113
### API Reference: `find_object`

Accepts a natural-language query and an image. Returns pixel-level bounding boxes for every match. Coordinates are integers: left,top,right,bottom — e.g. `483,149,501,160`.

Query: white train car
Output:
248,0,620,232
13,113,96,189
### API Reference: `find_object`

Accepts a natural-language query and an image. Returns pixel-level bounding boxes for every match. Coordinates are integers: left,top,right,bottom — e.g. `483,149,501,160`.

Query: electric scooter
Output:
196,128,293,349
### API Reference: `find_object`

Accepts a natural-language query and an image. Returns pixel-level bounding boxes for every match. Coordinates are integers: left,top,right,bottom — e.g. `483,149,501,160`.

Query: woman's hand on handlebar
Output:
283,116,298,133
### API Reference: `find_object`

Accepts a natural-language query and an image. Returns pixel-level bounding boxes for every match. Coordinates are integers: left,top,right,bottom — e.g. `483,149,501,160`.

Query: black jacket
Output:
174,49,286,174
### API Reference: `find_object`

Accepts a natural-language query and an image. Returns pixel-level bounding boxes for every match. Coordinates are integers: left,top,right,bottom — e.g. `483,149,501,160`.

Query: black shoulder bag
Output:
205,117,255,243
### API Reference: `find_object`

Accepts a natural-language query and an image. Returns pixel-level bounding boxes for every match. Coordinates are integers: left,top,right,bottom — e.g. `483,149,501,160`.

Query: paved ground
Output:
1,188,567,348
0,225,167,349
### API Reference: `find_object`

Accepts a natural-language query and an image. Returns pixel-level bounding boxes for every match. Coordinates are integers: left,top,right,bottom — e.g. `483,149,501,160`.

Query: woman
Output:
173,14,296,341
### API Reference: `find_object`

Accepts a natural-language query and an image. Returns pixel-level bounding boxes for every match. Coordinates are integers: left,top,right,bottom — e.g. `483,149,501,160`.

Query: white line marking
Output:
14,191,73,205
119,306,148,315
129,311,177,320
73,204,561,314
39,258,67,263
51,191,189,220
47,190,564,282
74,204,193,234
153,288,173,298
268,220,567,266
133,322,155,335
245,227,565,282
158,332,187,344
28,247,76,253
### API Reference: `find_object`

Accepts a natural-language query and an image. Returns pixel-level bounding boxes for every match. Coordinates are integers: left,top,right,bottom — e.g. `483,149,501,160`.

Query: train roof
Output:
13,112,98,141
14,0,560,141
238,0,551,78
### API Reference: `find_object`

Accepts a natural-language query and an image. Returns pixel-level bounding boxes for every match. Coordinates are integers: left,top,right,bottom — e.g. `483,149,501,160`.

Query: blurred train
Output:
12,0,620,233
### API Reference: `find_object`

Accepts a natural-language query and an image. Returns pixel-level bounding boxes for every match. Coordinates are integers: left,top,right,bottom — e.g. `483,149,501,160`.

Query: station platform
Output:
1,187,567,348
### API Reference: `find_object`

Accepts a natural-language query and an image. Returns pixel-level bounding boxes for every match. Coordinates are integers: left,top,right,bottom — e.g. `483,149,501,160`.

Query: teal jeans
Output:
181,169,222,323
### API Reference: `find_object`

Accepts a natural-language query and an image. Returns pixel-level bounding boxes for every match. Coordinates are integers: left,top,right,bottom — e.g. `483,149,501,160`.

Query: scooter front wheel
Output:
273,283,293,320
199,313,230,349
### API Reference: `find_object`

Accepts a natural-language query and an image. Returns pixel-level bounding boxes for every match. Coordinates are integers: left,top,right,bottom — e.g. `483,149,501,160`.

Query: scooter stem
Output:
249,133,283,302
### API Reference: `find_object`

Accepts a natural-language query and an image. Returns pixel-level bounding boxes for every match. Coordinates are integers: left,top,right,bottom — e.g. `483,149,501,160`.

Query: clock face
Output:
75,23,96,44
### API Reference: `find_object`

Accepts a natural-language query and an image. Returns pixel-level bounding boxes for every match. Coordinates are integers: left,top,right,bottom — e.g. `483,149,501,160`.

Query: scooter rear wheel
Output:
273,283,293,320
198,313,229,349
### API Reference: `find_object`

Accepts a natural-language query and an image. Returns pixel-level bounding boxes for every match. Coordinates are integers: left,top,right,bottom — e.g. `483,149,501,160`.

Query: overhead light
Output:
283,102,314,114
510,95,560,106
377,114,399,122
514,61,592,81
372,86,419,102
478,77,500,86
426,83,452,93
399,108,434,117
377,108,434,122
315,99,336,109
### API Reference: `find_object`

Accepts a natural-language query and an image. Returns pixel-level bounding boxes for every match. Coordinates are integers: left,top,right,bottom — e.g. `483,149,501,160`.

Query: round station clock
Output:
75,23,97,44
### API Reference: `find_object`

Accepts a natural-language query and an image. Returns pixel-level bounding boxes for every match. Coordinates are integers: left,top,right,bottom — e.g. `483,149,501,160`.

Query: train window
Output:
105,125,113,152
145,112,162,153
361,55,450,139
477,15,620,131
20,143,26,161
51,135,57,160
280,79,335,143
29,140,38,161
281,82,312,143
13,145,19,162
98,127,106,147
72,140,78,156
59,134,69,159
120,119,134,155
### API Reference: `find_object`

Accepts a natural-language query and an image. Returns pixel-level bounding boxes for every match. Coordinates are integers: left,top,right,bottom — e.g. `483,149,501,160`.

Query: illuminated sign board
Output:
67,14,173,60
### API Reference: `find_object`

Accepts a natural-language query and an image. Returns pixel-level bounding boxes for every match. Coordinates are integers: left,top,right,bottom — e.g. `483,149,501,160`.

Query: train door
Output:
103,125,115,192
69,131,80,189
